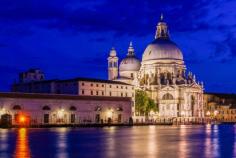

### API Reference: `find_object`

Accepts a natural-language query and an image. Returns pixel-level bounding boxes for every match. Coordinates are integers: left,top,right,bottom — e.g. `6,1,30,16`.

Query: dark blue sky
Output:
0,0,236,93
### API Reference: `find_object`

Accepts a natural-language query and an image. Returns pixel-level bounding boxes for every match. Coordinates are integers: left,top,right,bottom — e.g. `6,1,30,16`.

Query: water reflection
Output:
0,129,9,157
15,128,31,158
204,124,219,158
3,125,236,157
147,126,157,158
179,125,188,158
55,128,68,158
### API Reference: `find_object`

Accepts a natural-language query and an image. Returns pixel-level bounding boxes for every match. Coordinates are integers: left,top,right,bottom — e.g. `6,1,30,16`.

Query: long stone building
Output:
0,93,132,126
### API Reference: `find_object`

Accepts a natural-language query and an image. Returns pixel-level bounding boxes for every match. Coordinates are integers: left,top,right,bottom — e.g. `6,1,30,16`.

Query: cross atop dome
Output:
160,13,164,21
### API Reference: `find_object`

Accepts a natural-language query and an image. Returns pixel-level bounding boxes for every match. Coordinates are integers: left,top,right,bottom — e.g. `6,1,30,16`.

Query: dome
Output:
120,57,141,71
142,38,183,61
119,42,141,72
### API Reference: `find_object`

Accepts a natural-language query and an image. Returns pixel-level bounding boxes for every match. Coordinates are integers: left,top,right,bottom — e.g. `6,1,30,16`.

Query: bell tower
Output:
107,47,119,80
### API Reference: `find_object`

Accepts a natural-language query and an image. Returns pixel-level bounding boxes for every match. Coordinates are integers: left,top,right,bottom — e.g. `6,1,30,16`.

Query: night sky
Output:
0,0,236,93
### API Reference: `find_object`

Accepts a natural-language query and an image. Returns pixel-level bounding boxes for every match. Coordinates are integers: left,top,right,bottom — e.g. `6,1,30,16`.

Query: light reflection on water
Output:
15,128,31,158
0,125,236,158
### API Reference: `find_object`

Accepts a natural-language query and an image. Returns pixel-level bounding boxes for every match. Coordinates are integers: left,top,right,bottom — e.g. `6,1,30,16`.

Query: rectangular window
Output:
96,84,99,87
91,91,93,95
126,93,128,97
102,91,104,96
82,82,85,86
121,93,123,97
131,73,134,78
110,92,112,96
71,114,75,123
96,91,99,95
91,83,93,86
95,114,100,123
102,84,104,87
109,62,112,68
82,90,84,95
44,114,49,124
118,114,122,123
110,85,112,88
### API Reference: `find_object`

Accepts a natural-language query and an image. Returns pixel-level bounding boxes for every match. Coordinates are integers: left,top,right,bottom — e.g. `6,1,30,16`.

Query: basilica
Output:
108,15,204,119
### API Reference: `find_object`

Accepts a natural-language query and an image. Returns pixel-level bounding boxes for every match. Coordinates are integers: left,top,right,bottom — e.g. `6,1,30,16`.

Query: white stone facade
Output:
0,93,132,125
108,15,204,119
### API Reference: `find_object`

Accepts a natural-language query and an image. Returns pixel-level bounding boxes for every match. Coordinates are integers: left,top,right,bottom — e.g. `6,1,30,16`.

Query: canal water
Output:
0,125,235,158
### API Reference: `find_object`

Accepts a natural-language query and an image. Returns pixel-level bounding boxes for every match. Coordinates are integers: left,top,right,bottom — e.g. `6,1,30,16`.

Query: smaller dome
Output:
120,57,141,71
119,42,141,72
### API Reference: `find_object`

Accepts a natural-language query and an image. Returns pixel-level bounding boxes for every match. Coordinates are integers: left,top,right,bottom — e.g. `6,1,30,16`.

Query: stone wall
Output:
0,93,132,126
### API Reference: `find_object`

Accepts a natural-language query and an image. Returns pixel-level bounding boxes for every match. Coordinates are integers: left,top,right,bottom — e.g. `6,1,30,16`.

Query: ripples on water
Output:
0,125,235,158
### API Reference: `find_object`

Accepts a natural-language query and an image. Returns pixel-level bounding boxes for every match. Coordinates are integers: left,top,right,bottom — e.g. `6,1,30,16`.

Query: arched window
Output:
69,106,77,111
162,93,174,100
42,106,51,110
13,105,21,110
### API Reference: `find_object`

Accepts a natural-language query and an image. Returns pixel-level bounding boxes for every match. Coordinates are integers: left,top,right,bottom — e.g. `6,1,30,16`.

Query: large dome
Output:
120,57,141,72
142,38,183,61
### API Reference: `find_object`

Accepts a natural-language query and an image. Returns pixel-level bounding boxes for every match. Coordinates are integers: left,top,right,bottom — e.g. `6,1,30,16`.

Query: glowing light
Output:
206,111,211,116
58,109,65,118
0,108,5,115
19,116,26,123
214,110,218,116
107,109,113,118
